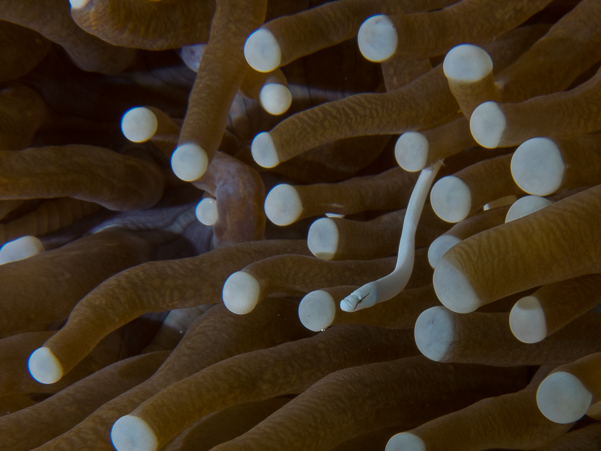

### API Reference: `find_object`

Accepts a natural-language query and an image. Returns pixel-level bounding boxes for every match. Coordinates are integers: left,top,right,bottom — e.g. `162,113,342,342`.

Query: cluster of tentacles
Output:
1,0,601,450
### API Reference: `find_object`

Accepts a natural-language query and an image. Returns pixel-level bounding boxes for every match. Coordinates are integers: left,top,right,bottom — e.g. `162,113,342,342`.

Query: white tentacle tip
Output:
470,101,506,149
121,107,158,143
386,432,426,451
111,415,159,451
251,132,279,168
537,372,592,424
195,198,218,226
260,83,292,115
222,271,261,315
28,347,63,384
244,28,282,73
171,143,208,182
69,0,91,9
358,15,398,62
443,44,492,83
0,236,44,265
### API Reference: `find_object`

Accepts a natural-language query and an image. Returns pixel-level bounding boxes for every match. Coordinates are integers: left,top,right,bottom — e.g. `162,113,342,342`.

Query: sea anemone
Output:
1,0,601,450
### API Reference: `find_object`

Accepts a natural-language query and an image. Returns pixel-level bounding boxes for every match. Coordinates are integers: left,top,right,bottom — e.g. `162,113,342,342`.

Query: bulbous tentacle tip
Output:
251,132,279,168
414,306,454,362
427,234,461,269
0,235,44,265
111,415,159,451
509,296,547,343
28,347,63,385
121,107,158,143
298,290,336,332
171,143,208,182
511,137,564,196
396,132,430,172
443,44,493,83
537,371,592,424
195,198,218,226
430,176,472,223
69,0,91,9
260,83,292,116
222,271,261,315
358,14,398,63
433,258,481,314
470,101,506,149
264,184,302,226
386,432,427,451
244,28,282,73
307,217,339,261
